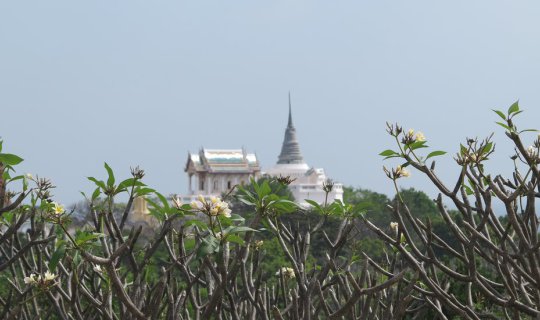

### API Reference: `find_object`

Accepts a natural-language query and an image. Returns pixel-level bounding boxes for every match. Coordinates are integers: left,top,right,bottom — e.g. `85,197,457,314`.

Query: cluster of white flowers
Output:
276,267,295,279
190,195,232,218
24,271,57,286
395,165,410,178
406,129,426,142
254,240,264,250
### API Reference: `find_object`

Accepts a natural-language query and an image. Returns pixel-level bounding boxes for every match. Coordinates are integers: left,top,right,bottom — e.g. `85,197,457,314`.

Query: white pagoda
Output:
264,95,343,206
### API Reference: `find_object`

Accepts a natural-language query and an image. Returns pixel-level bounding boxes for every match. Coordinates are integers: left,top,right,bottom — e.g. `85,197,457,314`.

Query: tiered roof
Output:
277,94,305,165
186,149,260,173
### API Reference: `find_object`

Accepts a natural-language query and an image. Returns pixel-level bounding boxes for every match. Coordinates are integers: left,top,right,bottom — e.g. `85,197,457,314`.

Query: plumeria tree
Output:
2,102,539,319
370,102,540,319
0,141,409,319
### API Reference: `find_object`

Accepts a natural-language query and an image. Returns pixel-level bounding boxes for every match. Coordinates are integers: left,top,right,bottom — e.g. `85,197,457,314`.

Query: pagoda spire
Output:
277,93,305,165
287,92,293,128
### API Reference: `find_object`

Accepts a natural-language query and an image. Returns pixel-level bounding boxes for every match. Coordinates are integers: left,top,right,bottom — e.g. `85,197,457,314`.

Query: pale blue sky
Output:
2,1,540,204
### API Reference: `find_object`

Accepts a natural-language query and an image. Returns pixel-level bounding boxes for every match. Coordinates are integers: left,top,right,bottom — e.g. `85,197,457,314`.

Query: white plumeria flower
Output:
395,166,410,178
254,240,264,250
190,201,201,210
197,194,205,203
172,196,183,209
51,202,64,216
24,273,38,285
25,173,34,180
527,146,536,157
210,207,219,216
415,132,426,142
276,267,295,279
43,271,57,282
222,208,232,218
210,196,219,204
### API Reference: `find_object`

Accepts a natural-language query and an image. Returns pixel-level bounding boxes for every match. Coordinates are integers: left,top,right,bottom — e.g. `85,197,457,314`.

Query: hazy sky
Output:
2,1,540,205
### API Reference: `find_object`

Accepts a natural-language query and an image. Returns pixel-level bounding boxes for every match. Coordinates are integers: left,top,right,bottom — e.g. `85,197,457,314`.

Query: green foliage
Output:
236,178,297,215
344,186,392,227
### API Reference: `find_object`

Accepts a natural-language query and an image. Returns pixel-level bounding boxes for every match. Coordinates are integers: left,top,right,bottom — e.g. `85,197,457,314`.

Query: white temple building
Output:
180,95,342,206
264,95,343,206
183,148,261,200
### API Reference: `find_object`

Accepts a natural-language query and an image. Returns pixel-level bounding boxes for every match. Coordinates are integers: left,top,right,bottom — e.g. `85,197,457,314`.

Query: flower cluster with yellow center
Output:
190,195,232,218
24,271,57,287
276,267,295,279
51,202,65,216
402,128,426,145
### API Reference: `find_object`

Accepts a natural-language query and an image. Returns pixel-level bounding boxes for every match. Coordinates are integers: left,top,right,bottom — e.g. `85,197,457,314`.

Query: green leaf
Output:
305,199,323,212
252,179,261,196
75,231,104,246
379,149,399,157
9,175,24,183
88,177,106,190
155,192,170,209
463,185,473,196
460,144,467,156
0,153,23,166
225,234,245,245
492,109,506,120
197,238,220,259
91,187,101,201
508,101,519,115
117,178,145,191
229,214,245,223
512,110,523,117
104,162,115,187
382,155,401,160
260,180,271,197
495,122,512,131
425,150,447,161
229,226,258,234
519,129,539,134
405,140,428,151
185,219,207,229
136,187,156,196
481,142,493,154
48,243,66,272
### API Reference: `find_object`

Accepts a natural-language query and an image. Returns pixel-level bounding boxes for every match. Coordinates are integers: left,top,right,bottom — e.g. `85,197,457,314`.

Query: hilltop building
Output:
180,95,342,206
183,148,261,199
264,95,343,206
